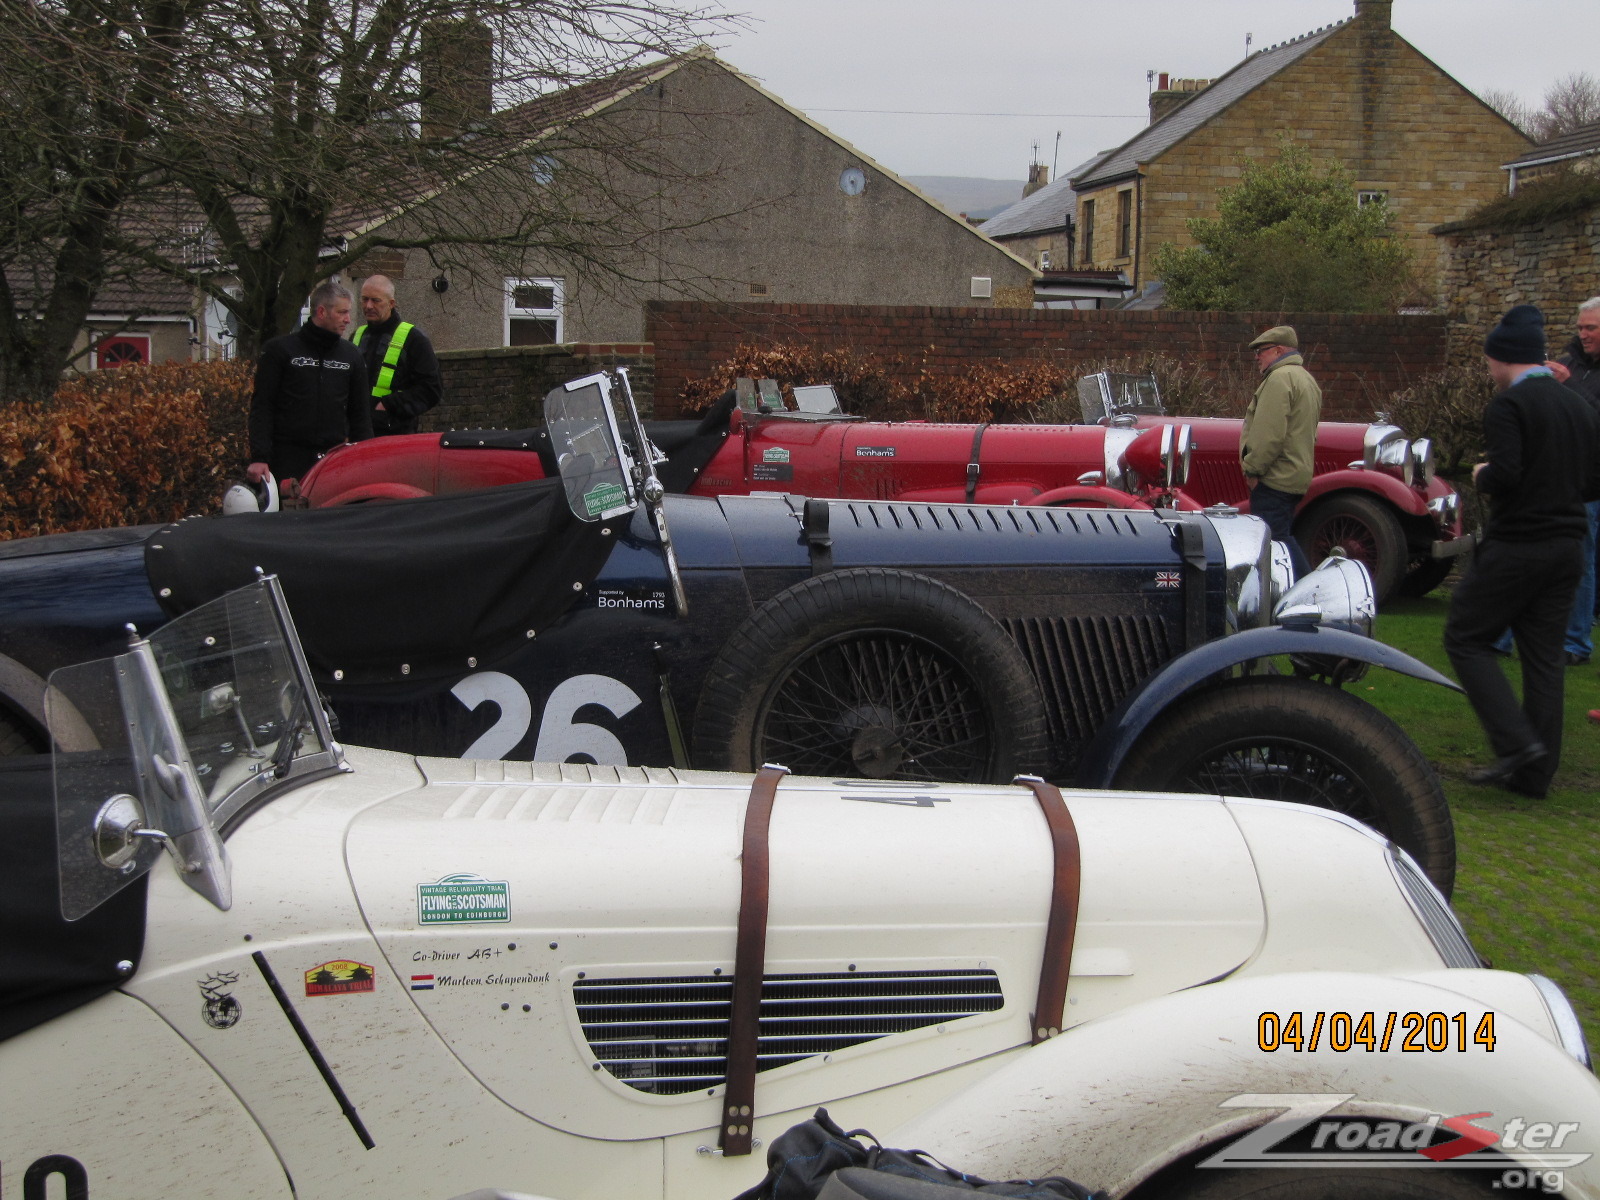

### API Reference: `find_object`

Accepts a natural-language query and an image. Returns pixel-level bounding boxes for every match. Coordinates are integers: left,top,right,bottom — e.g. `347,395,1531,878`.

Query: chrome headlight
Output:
1102,425,1140,492
1203,507,1273,630
1388,845,1481,969
1268,540,1295,611
1363,424,1414,486
1411,438,1435,487
1427,491,1460,529
1271,550,1376,637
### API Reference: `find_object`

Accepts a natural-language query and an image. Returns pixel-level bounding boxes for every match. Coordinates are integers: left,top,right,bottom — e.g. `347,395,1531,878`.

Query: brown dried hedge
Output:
0,360,254,540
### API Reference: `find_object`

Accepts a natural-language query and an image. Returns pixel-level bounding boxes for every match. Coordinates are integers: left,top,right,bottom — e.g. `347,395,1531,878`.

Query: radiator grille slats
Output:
575,968,1003,1094
1007,615,1173,773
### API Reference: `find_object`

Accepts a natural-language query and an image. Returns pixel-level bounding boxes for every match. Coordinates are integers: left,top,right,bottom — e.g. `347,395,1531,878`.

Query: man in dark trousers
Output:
1240,325,1321,575
247,280,372,483
1444,304,1600,798
1550,297,1600,654
353,274,443,436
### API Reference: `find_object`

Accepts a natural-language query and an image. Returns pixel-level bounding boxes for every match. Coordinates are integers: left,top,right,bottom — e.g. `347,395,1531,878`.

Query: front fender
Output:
1027,485,1152,509
1075,625,1460,787
1300,471,1429,517
886,970,1600,1199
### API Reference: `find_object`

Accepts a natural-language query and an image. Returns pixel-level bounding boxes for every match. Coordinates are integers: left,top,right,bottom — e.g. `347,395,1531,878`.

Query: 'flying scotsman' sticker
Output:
305,961,376,997
581,481,628,516
418,873,511,925
762,447,791,464
855,446,896,458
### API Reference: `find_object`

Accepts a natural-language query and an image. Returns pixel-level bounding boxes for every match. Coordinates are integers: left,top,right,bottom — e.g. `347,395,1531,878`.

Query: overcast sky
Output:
709,0,1596,182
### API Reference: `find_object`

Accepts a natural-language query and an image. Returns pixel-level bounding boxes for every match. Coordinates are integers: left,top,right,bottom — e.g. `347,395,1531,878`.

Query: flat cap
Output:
1248,325,1299,351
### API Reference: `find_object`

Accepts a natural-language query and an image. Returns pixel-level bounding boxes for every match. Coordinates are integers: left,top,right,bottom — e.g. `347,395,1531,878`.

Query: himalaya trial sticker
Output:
762,447,791,464
417,873,511,925
305,961,376,996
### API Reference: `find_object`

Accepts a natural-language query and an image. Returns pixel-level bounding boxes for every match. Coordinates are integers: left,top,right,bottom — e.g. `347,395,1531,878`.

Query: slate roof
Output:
1072,19,1348,191
1504,120,1600,169
980,153,1105,239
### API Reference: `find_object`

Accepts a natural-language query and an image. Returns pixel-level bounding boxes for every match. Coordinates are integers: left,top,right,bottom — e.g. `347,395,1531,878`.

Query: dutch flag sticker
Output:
410,975,435,991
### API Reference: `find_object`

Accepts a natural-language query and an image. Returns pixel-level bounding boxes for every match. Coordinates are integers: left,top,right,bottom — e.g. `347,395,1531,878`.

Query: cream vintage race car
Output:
3,577,1596,1200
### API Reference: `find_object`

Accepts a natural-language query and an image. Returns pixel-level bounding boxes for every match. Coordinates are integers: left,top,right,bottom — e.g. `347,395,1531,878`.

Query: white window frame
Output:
1357,190,1388,208
505,276,565,346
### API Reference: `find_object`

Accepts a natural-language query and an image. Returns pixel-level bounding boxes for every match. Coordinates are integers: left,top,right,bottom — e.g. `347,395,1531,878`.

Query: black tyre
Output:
1151,1167,1488,1200
1295,492,1406,603
0,705,46,756
693,569,1050,783
1114,676,1454,894
1397,556,1453,598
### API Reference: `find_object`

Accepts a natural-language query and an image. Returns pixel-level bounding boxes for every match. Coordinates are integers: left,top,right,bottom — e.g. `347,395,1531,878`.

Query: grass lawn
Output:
1367,591,1600,1051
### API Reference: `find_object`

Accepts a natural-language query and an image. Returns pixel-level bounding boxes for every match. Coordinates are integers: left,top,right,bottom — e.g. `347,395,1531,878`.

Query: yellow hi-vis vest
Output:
353,321,414,399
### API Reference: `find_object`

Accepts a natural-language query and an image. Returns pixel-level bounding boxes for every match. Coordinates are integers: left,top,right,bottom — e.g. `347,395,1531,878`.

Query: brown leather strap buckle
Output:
1013,775,1082,1045
719,763,790,1156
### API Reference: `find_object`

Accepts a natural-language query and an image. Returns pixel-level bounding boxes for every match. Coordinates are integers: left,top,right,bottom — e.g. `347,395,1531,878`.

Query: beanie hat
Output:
1248,325,1298,350
1484,304,1546,364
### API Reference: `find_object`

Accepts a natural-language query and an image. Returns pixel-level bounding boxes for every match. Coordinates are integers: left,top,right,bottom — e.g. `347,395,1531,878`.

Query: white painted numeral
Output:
451,671,642,763
534,674,642,764
452,672,533,760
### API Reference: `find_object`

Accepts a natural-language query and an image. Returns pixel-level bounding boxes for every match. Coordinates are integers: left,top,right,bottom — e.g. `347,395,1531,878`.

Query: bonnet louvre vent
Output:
575,968,1003,1095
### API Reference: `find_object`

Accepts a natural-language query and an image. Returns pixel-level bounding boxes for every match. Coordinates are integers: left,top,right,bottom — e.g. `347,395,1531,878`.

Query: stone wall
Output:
646,300,1447,420
425,344,654,431
1435,204,1600,364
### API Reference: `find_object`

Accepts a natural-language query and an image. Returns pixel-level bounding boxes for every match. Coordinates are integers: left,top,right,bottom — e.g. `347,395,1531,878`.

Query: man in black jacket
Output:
247,281,372,483
1548,297,1600,660
1444,304,1600,798
354,275,443,437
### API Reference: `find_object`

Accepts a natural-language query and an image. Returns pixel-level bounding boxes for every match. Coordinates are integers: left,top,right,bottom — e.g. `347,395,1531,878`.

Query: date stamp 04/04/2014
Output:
1258,1010,1496,1053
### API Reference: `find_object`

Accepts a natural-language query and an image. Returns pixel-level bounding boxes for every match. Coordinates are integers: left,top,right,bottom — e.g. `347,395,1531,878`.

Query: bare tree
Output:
134,0,738,358
0,1,195,403
1481,73,1600,142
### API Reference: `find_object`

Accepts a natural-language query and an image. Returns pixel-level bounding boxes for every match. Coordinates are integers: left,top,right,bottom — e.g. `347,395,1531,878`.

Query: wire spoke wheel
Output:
693,568,1049,785
760,630,990,781
1114,675,1454,894
1295,493,1406,602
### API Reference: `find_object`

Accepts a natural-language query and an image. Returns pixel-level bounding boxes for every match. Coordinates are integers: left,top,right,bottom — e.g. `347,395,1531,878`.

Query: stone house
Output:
1067,0,1530,297
341,49,1036,352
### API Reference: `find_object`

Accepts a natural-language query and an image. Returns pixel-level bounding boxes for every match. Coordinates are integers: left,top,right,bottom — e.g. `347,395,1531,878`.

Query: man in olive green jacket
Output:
1241,325,1322,574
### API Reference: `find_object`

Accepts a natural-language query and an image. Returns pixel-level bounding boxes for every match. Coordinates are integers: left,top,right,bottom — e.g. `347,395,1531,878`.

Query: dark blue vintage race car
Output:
0,372,1460,887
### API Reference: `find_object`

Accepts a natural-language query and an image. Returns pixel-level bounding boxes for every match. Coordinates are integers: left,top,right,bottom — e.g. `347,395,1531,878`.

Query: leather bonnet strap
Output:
719,763,790,1156
1013,775,1082,1044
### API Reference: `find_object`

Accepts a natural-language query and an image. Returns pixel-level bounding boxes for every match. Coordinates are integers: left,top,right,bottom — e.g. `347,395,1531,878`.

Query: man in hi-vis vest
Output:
353,274,443,436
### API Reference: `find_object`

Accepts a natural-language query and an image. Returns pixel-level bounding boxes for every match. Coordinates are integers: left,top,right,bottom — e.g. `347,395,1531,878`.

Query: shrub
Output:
0,360,254,539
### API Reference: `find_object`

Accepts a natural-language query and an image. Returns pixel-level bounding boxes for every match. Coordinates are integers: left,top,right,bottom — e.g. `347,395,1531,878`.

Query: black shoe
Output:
1566,652,1591,666
1504,778,1548,799
1468,742,1548,786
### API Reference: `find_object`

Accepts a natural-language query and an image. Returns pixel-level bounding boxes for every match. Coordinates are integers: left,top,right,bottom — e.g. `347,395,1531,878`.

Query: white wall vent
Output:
970,276,993,299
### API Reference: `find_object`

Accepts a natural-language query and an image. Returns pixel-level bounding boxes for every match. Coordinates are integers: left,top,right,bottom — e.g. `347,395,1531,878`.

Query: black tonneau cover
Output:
145,479,618,685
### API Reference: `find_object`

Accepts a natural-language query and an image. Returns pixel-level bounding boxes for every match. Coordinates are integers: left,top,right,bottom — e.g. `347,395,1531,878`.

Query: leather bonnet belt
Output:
720,763,789,1157
965,422,991,502
1012,775,1083,1044
716,769,1082,1156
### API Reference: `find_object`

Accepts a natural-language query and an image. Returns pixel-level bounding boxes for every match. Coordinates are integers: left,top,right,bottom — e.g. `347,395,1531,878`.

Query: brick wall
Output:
425,344,654,431
1435,204,1600,366
646,300,1447,420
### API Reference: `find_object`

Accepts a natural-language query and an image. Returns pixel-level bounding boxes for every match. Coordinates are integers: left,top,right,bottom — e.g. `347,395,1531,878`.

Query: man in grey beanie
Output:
1444,304,1600,797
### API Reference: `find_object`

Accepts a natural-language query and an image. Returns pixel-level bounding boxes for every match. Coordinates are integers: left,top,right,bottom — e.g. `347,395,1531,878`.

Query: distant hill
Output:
904,176,1025,221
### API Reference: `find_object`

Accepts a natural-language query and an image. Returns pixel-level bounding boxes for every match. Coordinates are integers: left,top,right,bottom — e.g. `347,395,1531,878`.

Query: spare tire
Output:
694,568,1049,783
1114,675,1455,894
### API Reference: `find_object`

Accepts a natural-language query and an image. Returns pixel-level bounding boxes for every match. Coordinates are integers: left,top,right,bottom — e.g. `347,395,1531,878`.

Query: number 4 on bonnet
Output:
731,1109,1100,1200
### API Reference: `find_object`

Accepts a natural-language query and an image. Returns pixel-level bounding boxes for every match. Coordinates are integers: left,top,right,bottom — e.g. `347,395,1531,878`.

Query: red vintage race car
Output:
295,373,1468,601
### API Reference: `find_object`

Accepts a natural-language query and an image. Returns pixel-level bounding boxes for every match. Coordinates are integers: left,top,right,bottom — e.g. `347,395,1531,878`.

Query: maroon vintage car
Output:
294,373,1467,600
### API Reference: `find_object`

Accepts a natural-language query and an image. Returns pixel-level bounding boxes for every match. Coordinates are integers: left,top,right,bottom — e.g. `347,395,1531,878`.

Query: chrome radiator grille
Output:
575,968,1004,1095
1006,614,1174,770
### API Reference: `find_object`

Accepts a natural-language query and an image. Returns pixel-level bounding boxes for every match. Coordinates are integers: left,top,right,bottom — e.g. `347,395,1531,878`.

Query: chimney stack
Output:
421,20,494,140
1023,162,1050,198
1355,0,1392,28
1149,76,1212,125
